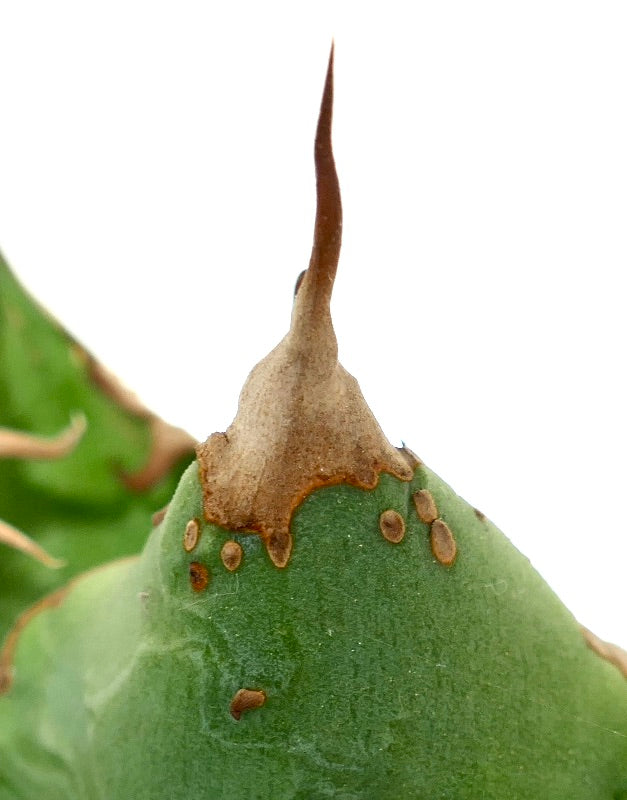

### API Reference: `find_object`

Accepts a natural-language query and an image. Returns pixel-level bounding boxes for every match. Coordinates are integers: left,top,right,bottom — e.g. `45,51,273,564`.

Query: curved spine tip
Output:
292,44,342,338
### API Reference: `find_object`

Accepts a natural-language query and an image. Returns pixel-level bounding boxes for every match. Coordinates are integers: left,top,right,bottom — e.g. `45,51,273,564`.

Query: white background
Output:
1,2,625,646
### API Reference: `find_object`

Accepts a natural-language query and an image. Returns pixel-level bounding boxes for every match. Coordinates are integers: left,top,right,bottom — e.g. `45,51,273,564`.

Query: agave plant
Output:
0,47,625,800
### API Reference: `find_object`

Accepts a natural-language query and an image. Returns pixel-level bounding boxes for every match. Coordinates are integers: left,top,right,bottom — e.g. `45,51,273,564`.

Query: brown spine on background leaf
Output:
0,417,87,567
197,46,414,568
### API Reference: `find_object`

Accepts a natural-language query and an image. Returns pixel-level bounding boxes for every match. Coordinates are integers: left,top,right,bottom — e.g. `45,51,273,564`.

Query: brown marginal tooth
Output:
0,413,86,460
152,505,169,526
0,518,66,569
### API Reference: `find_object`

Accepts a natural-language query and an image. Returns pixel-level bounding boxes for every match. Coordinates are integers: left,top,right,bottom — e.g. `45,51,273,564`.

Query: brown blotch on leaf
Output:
412,489,438,525
196,45,412,569
221,540,243,571
230,688,266,720
379,509,405,543
581,626,627,679
474,507,487,522
189,561,210,592
183,519,201,552
430,519,457,566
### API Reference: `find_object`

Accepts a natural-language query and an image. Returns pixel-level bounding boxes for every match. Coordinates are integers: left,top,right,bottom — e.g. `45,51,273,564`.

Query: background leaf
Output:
0,253,196,644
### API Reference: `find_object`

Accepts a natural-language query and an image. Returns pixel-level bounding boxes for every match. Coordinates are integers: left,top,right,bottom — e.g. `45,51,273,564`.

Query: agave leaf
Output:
0,47,625,800
0,463,625,798
0,252,196,642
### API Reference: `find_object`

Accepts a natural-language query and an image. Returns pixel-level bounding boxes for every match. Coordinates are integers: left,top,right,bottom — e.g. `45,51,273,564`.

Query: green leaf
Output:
0,251,196,643
1,47,625,800
1,463,625,798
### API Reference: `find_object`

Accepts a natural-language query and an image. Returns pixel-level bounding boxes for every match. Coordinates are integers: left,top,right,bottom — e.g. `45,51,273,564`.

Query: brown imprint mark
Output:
221,541,243,571
230,688,266,720
152,504,169,526
430,519,457,566
412,489,438,525
581,626,627,679
183,519,201,552
473,507,486,522
189,561,210,592
379,509,405,543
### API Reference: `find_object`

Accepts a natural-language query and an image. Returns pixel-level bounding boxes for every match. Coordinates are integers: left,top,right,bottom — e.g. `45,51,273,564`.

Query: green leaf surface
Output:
1,462,624,799
0,251,195,643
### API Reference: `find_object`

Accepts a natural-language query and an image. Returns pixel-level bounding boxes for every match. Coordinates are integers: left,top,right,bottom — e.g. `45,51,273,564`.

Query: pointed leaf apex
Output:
291,43,341,352
197,49,414,568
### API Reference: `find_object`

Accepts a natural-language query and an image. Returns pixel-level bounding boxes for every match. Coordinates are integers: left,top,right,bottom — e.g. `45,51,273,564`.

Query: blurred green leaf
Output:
0,251,195,644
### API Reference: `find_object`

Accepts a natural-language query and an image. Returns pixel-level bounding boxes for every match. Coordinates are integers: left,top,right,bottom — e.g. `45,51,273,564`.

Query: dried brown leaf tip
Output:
230,688,266,720
197,45,414,568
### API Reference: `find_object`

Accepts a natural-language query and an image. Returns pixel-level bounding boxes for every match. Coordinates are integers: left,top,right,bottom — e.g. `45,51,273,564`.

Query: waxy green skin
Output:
1,48,625,797
0,252,195,643
1,460,625,799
